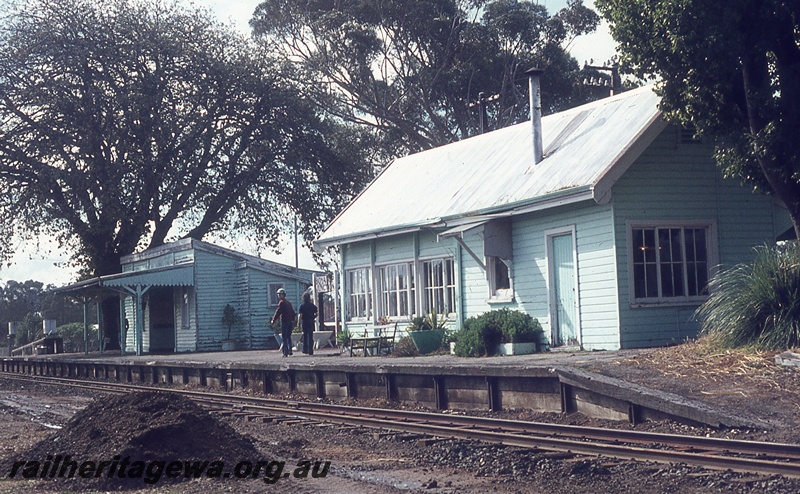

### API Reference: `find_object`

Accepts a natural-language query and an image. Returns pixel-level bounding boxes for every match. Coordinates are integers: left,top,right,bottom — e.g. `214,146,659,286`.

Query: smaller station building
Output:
60,238,318,355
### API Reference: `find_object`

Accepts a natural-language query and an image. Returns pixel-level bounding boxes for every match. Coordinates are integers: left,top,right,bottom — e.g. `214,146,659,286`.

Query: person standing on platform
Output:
271,288,295,357
298,291,318,355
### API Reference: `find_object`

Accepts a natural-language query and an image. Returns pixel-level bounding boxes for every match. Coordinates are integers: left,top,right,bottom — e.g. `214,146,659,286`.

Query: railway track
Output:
3,372,800,479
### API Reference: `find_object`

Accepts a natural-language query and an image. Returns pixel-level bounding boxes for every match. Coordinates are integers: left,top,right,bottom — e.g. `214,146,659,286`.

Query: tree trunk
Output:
101,296,122,351
93,254,124,351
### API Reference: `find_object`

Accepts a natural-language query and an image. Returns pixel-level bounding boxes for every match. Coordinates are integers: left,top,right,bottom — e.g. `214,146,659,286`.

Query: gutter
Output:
313,185,596,249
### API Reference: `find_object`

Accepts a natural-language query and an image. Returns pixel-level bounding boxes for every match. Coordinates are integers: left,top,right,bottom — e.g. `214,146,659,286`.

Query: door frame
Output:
545,225,581,348
147,286,177,353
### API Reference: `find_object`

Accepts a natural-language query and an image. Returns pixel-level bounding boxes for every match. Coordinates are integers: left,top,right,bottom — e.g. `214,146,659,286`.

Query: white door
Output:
550,232,578,347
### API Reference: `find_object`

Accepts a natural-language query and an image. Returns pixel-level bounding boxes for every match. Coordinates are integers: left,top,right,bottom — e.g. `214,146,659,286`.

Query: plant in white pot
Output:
453,309,544,357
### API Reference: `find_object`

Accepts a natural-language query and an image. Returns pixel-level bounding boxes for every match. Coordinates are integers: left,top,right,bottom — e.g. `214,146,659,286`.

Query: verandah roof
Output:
53,264,194,294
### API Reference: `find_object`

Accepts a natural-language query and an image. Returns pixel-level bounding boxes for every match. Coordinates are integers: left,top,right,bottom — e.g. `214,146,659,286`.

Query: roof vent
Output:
524,67,544,164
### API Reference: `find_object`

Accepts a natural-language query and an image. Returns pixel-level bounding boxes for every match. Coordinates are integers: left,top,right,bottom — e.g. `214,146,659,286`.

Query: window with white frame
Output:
346,267,372,321
267,282,284,306
487,256,512,300
422,258,456,315
377,263,415,319
630,225,711,303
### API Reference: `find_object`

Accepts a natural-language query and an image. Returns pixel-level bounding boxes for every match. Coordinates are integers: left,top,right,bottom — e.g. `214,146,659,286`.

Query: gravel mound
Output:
5,391,260,489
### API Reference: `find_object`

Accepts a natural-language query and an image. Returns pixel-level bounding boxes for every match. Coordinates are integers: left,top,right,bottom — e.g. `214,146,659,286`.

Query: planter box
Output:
409,329,445,354
313,331,335,349
496,342,537,356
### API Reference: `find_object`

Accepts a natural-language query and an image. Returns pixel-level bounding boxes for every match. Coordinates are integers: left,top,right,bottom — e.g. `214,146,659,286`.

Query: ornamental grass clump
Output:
696,242,800,350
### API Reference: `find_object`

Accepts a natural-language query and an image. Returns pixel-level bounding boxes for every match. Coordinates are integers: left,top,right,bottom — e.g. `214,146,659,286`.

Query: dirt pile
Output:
4,391,260,489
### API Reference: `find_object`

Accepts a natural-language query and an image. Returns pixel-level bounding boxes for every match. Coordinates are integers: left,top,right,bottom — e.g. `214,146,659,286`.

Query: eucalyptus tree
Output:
251,0,602,157
597,0,800,239
0,0,370,349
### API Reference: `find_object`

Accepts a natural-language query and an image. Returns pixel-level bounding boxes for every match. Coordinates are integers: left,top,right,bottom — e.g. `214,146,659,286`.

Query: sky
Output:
0,0,616,287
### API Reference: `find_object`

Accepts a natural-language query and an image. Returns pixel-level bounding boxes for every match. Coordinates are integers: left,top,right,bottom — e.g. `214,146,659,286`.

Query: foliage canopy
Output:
0,0,370,279
596,0,800,238
251,0,604,158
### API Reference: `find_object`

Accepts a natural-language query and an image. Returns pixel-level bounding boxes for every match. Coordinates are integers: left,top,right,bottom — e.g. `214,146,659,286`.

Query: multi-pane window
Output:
346,268,372,320
631,226,710,302
422,258,456,315
378,263,415,318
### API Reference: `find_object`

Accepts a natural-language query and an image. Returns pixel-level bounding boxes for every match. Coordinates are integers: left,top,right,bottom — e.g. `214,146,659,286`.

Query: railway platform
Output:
0,346,764,431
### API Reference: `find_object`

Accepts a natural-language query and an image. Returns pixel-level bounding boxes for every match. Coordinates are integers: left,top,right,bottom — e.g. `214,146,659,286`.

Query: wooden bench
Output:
349,323,397,356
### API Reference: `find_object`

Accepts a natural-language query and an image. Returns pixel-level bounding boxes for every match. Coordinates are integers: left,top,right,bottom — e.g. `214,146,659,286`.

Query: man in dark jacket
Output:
271,288,294,357
298,291,318,355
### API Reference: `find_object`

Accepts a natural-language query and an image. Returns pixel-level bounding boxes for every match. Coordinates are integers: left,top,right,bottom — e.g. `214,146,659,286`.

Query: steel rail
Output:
230,394,800,460
3,372,800,478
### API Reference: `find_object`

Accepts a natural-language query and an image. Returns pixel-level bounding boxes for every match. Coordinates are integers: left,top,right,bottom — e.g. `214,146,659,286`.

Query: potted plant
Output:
291,325,303,350
336,327,351,353
221,304,240,351
407,311,447,354
453,309,544,357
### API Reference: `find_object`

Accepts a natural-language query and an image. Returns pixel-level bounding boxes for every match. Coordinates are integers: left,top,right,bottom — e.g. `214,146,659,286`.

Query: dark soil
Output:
3,391,259,490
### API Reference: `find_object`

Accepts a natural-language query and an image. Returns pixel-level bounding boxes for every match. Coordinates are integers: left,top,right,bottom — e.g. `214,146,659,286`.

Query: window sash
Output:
632,226,709,302
422,258,455,315
488,256,511,294
346,268,371,320
378,263,415,318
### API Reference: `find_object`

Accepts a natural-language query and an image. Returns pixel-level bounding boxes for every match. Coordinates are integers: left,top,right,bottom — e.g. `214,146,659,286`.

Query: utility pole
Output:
583,63,621,96
468,92,500,134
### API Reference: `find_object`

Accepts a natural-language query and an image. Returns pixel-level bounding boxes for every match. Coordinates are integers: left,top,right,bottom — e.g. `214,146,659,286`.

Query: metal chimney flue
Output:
524,67,544,164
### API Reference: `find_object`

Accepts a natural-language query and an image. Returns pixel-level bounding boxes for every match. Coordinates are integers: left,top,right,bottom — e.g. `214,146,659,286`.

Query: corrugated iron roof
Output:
316,85,663,247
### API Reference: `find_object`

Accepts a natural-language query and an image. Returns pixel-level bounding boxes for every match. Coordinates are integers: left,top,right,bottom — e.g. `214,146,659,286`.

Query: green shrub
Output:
58,322,99,353
336,327,351,348
696,243,800,350
453,309,544,357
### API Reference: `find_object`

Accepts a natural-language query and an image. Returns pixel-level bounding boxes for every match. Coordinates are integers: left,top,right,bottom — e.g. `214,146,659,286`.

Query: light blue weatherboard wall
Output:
611,126,788,348
193,248,309,351
515,202,619,350
340,202,622,350
454,201,619,350
194,249,240,351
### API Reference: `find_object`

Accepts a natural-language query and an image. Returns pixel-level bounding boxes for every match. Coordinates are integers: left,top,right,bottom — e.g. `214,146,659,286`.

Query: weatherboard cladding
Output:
610,126,781,348
175,287,196,352
194,249,241,351
316,86,662,246
509,203,619,350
